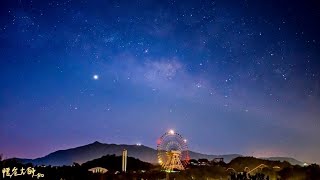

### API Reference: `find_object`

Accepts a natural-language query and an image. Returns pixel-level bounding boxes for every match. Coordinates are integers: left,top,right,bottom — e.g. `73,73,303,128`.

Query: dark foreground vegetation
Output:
1,154,320,180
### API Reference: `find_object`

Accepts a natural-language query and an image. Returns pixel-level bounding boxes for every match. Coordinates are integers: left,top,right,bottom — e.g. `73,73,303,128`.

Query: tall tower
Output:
122,149,127,173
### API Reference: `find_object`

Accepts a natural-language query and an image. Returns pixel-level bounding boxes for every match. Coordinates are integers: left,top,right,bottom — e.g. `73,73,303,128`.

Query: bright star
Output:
93,74,99,80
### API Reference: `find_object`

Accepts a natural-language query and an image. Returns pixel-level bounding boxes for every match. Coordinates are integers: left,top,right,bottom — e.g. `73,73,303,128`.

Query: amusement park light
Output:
169,129,175,135
158,159,162,164
183,139,187,143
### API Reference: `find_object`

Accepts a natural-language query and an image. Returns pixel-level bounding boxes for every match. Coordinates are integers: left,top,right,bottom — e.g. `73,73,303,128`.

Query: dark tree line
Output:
229,172,269,180
1,155,320,180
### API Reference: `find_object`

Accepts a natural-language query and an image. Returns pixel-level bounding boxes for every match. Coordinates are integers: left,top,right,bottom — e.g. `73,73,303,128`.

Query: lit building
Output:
88,167,108,174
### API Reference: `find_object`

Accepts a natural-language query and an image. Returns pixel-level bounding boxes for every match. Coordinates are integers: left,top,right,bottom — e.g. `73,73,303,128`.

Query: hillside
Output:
81,154,154,172
228,156,293,172
264,157,304,166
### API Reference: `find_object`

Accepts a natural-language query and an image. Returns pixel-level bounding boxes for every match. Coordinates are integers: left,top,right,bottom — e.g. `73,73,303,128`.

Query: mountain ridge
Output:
12,141,304,166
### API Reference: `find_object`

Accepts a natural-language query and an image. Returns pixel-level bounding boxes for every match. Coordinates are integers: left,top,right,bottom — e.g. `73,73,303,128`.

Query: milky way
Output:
0,0,319,163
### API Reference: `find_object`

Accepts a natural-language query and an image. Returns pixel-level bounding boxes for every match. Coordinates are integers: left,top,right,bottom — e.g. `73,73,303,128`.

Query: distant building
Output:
88,167,108,174
198,159,210,166
213,158,224,163
189,159,199,166
273,166,281,169
122,149,127,173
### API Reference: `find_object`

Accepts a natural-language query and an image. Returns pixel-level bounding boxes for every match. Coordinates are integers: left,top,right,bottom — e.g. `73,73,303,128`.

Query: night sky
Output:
0,0,320,163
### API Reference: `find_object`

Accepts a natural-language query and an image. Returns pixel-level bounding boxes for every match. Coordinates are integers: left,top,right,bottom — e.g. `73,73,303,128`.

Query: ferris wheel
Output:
157,130,190,172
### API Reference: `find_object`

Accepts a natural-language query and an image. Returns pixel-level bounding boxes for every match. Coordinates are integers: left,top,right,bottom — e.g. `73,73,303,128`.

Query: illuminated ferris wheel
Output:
157,130,190,172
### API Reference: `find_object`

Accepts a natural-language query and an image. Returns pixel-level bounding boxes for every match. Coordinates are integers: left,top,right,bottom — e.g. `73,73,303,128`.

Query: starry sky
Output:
0,0,320,163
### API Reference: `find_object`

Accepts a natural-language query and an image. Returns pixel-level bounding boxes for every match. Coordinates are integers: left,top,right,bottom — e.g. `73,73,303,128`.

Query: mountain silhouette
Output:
14,141,303,166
